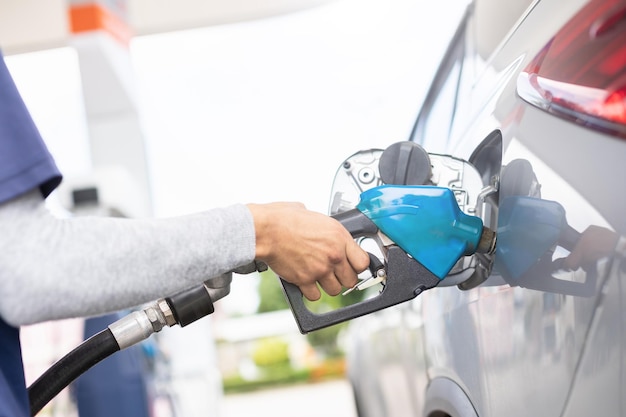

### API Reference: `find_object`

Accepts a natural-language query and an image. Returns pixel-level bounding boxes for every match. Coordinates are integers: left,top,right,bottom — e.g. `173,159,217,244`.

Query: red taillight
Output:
517,0,626,138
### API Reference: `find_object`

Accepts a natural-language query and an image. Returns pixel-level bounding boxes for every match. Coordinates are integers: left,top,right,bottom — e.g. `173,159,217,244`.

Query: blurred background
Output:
2,0,466,415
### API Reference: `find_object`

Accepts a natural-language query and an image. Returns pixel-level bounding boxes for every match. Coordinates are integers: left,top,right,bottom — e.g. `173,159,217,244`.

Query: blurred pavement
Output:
221,378,357,417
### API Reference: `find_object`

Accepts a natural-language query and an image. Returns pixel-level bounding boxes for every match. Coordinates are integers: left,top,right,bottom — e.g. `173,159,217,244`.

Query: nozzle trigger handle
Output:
331,208,380,238
280,209,440,334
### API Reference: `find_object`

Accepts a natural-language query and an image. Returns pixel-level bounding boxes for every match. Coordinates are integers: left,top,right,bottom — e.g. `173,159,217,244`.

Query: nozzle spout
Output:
477,227,496,254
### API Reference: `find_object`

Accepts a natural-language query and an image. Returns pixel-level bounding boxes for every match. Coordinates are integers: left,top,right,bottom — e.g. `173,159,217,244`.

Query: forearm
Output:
0,190,256,326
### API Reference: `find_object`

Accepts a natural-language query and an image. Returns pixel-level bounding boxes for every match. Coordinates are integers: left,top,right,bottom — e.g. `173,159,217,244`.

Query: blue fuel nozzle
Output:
356,185,487,279
281,184,495,334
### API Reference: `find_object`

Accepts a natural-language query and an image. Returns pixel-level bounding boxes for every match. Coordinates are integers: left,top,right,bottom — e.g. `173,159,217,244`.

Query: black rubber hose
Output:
28,328,120,416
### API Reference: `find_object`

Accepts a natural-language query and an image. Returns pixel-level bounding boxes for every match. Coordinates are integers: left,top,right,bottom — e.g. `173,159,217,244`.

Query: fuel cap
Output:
379,141,432,185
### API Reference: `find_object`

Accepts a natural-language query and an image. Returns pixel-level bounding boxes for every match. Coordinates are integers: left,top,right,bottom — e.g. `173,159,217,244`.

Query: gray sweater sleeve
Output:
0,190,257,327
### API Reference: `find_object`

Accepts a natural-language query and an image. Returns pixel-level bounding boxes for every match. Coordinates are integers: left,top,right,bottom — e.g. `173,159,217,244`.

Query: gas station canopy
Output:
0,0,333,54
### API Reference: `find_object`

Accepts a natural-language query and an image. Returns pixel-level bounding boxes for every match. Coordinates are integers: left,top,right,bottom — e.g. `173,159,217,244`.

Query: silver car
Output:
341,0,626,416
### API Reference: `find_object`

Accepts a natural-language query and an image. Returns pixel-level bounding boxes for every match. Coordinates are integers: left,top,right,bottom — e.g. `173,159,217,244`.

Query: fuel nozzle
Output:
282,184,498,334
477,226,497,255
357,185,494,279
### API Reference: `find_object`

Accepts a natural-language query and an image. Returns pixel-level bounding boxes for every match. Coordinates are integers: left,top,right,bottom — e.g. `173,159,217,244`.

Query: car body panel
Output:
345,0,626,416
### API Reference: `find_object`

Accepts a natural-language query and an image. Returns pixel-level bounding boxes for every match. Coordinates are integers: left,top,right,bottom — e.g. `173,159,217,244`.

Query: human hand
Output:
562,225,619,270
247,202,370,301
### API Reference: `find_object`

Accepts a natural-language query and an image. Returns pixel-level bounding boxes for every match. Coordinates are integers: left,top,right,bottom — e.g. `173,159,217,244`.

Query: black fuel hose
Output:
27,281,223,415
28,328,120,416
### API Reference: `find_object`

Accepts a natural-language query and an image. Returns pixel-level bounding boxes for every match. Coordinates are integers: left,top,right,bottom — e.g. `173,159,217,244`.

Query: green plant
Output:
257,270,289,313
252,337,290,368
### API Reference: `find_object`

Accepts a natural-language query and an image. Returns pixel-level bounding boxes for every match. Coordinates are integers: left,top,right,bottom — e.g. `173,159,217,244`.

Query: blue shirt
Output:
0,50,62,417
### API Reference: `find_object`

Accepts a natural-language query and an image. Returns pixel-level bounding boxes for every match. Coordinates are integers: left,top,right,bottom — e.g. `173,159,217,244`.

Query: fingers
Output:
318,273,345,297
304,271,353,300
253,203,372,301
315,241,368,297
299,283,321,301
346,239,371,273
562,250,582,270
332,258,359,291
300,259,362,301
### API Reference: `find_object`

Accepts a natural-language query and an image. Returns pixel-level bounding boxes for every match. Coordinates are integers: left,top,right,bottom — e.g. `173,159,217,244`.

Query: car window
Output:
411,11,467,152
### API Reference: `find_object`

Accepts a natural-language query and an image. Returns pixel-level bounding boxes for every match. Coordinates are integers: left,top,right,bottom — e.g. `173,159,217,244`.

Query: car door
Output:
411,0,624,416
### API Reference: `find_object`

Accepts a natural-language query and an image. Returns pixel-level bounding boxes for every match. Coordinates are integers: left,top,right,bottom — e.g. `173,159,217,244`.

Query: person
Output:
0,50,370,417
562,225,626,271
